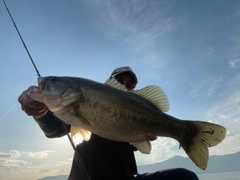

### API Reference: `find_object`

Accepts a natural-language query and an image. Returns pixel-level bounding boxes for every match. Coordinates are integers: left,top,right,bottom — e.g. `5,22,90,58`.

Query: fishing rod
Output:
2,0,41,77
2,1,91,179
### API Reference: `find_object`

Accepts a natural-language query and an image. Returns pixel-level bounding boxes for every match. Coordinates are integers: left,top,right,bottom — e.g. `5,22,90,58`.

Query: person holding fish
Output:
19,66,199,180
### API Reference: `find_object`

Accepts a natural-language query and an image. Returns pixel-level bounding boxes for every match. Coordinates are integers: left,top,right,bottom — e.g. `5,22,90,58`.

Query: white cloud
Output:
0,153,11,158
0,150,20,159
28,150,52,159
10,150,21,158
0,150,71,180
87,0,176,37
0,150,30,173
228,8,240,69
209,134,240,155
228,34,240,69
189,76,223,99
191,46,216,65
229,59,240,68
136,132,240,166
135,137,185,165
84,0,182,71
204,86,240,154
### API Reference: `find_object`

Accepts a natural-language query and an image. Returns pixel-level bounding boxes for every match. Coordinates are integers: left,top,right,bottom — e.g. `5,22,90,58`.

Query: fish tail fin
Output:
179,121,226,170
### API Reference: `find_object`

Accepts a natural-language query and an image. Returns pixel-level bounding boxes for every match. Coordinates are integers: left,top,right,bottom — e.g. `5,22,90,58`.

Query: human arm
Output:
18,86,70,138
34,111,70,138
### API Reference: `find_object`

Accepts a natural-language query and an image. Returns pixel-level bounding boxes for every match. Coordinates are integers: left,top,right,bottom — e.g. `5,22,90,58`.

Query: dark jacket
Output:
35,111,138,180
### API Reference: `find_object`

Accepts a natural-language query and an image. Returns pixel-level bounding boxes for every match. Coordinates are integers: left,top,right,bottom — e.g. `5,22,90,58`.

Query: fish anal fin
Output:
131,140,151,154
71,125,92,145
105,78,128,91
133,86,170,112
180,121,226,170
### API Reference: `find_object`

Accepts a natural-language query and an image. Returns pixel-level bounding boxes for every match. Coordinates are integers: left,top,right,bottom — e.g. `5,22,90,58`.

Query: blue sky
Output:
0,0,240,179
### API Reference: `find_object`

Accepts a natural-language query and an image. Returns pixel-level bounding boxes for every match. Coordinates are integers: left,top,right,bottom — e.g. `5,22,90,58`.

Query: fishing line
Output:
0,105,15,123
3,1,91,179
62,124,92,180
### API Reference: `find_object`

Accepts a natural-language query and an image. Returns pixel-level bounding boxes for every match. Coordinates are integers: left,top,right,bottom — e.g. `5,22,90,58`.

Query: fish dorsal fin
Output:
133,85,170,112
71,125,92,145
105,78,128,91
130,140,151,154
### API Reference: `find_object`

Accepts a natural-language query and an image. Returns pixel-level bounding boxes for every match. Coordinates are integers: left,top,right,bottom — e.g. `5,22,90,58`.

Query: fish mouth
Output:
38,77,48,92
36,76,80,111
38,77,43,85
26,77,68,112
39,76,68,99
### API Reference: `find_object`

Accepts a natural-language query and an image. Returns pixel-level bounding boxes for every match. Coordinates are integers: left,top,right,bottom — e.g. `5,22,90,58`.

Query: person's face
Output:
115,72,136,90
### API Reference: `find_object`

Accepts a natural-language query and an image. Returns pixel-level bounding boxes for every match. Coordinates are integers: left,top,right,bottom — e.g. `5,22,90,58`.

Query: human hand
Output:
146,133,157,141
18,86,49,117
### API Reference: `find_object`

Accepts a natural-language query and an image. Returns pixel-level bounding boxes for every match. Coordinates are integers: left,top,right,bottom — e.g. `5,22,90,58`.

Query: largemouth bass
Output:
28,76,226,170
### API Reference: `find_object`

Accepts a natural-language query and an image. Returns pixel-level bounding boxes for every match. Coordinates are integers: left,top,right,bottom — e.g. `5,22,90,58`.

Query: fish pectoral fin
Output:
180,121,226,170
133,86,170,112
130,140,151,154
105,78,128,91
70,125,92,145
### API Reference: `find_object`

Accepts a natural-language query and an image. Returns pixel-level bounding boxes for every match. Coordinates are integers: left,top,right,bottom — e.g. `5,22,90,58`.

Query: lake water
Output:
197,171,240,180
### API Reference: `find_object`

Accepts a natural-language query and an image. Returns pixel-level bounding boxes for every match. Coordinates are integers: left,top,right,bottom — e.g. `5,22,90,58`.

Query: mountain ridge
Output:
138,151,240,174
38,151,240,180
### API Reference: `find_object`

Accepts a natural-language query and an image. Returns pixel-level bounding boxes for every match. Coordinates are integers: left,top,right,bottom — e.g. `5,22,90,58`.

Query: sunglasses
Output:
116,77,136,90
